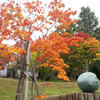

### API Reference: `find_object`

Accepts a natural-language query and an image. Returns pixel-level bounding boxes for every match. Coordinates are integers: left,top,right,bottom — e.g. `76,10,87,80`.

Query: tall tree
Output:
94,27,100,40
77,6,100,37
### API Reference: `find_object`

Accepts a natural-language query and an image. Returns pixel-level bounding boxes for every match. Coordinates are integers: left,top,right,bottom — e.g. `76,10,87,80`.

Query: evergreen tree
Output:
66,23,78,34
94,27,100,40
77,6,100,39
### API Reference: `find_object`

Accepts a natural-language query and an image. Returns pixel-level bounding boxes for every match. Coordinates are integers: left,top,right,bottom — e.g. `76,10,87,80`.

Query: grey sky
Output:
64,0,100,20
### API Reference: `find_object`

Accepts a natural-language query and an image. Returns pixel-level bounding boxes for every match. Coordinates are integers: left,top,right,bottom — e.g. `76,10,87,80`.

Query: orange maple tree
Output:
31,32,70,81
0,0,80,99
0,44,16,68
0,0,78,78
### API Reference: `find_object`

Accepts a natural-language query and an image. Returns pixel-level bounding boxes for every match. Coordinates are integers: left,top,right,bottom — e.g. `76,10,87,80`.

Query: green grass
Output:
0,78,100,100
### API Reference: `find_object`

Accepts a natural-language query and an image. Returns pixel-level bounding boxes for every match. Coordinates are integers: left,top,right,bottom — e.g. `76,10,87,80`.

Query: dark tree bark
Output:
15,55,26,100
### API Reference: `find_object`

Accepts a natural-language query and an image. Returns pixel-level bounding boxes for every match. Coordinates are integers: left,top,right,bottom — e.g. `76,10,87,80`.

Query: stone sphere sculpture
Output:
77,72,99,92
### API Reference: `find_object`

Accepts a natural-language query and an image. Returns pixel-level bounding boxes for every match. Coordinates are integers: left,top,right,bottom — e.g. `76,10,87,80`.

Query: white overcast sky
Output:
1,0,100,20
63,0,100,21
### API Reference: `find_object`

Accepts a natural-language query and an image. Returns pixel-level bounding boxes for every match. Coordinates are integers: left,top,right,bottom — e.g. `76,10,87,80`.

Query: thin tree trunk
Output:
25,42,30,100
15,71,26,100
29,52,40,97
11,69,13,78
85,61,89,72
15,54,26,100
21,76,25,100
15,67,24,100
15,75,25,100
15,78,21,100
30,77,34,100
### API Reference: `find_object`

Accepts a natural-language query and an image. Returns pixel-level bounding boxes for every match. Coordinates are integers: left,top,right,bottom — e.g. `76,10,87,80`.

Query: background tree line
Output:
55,6,100,80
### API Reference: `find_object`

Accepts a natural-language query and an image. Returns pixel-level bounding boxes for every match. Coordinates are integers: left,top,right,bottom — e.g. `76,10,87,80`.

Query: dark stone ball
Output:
77,72,99,92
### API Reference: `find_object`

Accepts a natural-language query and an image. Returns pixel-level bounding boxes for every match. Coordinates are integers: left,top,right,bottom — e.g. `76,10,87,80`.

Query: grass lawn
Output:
0,78,100,100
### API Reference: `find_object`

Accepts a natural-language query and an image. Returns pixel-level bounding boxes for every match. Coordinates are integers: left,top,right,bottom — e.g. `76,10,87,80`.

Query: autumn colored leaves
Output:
31,32,70,81
0,0,79,81
0,0,100,82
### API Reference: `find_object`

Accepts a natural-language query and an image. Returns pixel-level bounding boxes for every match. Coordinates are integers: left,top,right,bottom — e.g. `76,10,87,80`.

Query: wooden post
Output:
78,92,85,100
67,93,73,100
59,94,66,100
93,92,100,100
72,93,76,100
47,92,100,100
47,95,60,100
84,93,88,100
25,42,30,100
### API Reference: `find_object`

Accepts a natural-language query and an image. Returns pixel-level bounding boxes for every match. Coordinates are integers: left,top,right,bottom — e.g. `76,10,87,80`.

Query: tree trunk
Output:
15,54,26,100
11,69,13,78
25,42,30,100
30,77,34,100
29,52,40,97
21,76,25,100
15,78,21,100
85,61,89,72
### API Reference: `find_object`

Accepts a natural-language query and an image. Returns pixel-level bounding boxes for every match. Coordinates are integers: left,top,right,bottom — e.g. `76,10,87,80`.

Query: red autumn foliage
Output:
0,66,3,70
73,32,92,40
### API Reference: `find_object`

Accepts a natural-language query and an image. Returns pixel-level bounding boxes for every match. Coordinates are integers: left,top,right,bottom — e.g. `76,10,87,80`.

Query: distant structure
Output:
0,68,7,77
0,68,38,78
